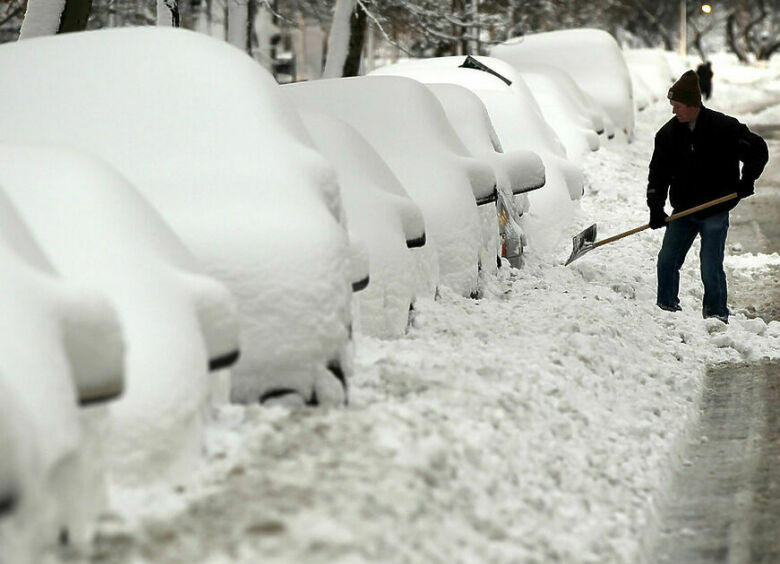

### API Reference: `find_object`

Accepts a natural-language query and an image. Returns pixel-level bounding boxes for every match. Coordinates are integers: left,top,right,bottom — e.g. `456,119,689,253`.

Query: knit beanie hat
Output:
667,70,702,107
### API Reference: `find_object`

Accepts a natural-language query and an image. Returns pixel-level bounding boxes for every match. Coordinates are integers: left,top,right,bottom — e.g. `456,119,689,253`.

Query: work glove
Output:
736,178,755,199
649,206,668,229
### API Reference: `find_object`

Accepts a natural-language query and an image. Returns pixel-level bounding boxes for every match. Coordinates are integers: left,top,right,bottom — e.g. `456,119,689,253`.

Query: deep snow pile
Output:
58,60,779,564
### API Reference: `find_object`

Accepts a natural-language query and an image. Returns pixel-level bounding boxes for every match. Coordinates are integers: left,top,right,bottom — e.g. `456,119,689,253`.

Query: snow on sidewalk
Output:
83,70,779,564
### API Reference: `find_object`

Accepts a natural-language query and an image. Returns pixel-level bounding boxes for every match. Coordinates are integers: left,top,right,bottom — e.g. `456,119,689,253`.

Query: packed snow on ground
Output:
56,58,779,564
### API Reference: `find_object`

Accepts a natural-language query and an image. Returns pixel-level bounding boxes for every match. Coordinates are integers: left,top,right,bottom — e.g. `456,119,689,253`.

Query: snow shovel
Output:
565,192,738,266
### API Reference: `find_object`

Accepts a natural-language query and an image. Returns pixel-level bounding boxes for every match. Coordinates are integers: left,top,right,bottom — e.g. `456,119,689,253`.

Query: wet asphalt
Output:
647,122,780,564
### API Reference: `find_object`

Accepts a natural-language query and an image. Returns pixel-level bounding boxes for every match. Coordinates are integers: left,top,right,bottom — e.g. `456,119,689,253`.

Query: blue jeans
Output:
656,211,730,319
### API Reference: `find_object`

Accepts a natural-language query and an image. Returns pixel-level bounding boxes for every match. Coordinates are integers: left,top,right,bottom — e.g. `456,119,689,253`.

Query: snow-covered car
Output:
490,29,635,141
629,68,653,112
623,48,675,97
488,60,607,142
499,62,601,163
0,27,355,407
297,110,434,337
423,83,545,265
370,57,583,253
284,75,499,298
0,186,124,562
662,51,688,81
0,143,241,488
423,83,545,198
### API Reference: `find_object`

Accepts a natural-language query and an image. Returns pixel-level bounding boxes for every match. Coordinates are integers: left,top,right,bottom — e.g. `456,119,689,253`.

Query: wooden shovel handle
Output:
593,193,738,249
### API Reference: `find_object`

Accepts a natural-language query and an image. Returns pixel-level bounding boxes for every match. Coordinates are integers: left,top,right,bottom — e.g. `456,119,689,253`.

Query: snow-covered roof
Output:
491,29,636,141
371,56,567,158
506,62,605,135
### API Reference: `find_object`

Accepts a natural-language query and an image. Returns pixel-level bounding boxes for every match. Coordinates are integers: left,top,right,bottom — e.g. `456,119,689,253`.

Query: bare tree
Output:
0,1,26,42
743,0,779,60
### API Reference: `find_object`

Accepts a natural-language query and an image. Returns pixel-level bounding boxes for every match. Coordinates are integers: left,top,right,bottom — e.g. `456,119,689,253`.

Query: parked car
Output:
296,110,434,337
0,27,356,407
623,48,676,96
371,57,566,157
0,143,242,489
423,83,545,266
502,63,601,163
629,68,653,112
0,186,124,563
370,57,584,195
423,83,546,197
490,29,636,141
370,57,583,253
509,62,606,138
284,75,499,298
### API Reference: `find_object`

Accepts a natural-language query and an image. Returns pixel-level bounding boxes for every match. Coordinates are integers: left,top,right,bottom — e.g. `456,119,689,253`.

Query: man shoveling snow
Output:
647,70,769,323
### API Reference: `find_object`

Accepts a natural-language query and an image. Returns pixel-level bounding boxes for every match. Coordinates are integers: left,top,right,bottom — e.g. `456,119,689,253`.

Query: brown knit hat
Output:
667,70,702,107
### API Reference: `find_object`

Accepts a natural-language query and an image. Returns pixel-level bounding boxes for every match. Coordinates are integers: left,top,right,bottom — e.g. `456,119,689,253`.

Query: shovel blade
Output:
565,224,597,266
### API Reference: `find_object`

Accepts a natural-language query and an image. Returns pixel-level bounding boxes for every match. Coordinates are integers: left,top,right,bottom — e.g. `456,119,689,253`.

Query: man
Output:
647,70,768,323
696,61,713,99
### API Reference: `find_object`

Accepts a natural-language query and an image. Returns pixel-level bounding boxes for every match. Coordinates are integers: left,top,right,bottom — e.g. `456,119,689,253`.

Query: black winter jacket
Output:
647,106,768,217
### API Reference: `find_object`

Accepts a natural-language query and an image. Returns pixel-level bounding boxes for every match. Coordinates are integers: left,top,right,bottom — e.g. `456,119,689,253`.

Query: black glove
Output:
649,206,668,229
736,178,755,199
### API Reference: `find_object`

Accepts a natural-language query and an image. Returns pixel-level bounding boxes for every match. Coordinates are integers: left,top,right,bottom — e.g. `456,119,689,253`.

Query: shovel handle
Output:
593,192,738,249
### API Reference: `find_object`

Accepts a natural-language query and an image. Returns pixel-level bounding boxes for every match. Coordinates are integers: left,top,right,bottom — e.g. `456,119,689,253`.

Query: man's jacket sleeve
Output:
737,124,769,183
647,134,670,209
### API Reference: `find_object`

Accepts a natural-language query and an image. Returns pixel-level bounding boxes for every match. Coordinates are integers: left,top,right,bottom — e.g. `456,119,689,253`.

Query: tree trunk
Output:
453,0,468,55
691,26,706,61
505,0,520,40
157,0,180,27
757,41,780,60
227,0,248,51
742,0,768,60
688,14,714,62
323,0,357,78
19,0,92,39
342,2,366,77
364,17,375,73
247,0,259,57
726,12,749,63
468,0,479,55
